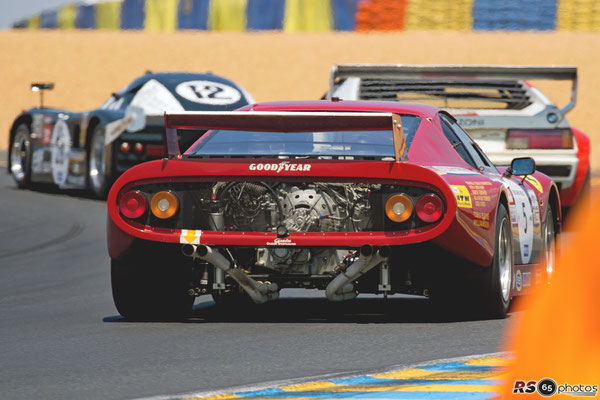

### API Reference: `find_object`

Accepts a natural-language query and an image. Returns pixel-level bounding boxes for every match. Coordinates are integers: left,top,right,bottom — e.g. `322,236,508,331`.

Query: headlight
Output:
385,194,413,223
150,191,179,219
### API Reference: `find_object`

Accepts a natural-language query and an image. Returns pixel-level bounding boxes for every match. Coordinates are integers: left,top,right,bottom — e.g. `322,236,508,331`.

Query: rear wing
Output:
164,111,407,161
328,64,577,114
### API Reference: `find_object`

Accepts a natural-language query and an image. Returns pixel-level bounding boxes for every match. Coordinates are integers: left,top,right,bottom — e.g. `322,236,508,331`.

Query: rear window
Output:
187,115,421,158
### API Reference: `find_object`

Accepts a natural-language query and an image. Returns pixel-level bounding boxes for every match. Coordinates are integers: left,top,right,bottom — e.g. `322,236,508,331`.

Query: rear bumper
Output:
486,150,578,190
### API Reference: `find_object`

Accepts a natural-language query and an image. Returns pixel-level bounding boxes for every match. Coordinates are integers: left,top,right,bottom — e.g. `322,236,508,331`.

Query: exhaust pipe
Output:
181,244,196,258
326,246,390,302
182,244,279,304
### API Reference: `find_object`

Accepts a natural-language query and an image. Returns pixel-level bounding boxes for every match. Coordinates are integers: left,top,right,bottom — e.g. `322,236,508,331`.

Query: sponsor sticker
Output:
516,269,522,291
510,204,518,226
524,175,543,193
506,180,534,264
249,161,311,173
175,80,242,105
266,238,296,246
432,166,478,175
528,190,541,227
450,185,473,208
180,229,202,245
42,115,54,145
522,272,531,287
50,119,71,185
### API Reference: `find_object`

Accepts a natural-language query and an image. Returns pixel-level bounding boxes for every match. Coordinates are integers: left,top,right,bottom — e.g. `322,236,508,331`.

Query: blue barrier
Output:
121,0,145,29
247,0,285,30
40,9,58,29
332,0,358,31
473,0,557,31
76,4,95,29
178,0,210,29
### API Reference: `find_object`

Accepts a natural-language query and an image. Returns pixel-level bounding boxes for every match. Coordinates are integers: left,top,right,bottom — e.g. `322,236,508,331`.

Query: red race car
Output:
107,100,561,320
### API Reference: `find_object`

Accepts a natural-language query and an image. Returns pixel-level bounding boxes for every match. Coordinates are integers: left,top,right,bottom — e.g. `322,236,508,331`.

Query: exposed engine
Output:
211,182,378,274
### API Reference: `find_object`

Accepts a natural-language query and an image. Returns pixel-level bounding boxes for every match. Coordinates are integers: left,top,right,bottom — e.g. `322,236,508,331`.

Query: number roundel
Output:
175,80,242,105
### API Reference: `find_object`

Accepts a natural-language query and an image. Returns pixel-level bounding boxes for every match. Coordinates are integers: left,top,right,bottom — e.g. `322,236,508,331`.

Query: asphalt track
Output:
0,156,510,400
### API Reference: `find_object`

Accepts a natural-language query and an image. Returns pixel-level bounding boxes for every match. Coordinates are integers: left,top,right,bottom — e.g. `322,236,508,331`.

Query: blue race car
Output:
8,72,254,197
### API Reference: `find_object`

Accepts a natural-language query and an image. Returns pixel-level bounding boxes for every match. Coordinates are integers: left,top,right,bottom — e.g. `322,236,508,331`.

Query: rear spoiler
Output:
164,111,407,161
328,64,577,114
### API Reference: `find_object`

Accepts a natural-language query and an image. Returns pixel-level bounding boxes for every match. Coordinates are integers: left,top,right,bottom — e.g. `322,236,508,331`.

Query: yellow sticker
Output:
180,229,202,244
525,176,543,193
450,185,473,208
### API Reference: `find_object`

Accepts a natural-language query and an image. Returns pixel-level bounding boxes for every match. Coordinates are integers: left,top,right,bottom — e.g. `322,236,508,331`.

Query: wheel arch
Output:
7,114,33,171
84,116,102,152
547,183,562,234
497,188,510,223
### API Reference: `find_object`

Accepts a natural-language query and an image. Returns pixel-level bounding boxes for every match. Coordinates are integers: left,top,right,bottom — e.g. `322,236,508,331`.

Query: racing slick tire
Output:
478,203,513,318
111,253,194,321
541,207,557,285
10,123,33,188
87,125,112,199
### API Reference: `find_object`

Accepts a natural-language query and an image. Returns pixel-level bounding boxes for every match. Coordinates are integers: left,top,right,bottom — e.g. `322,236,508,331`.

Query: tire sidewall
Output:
87,125,111,198
10,124,33,188
542,207,556,284
488,204,513,317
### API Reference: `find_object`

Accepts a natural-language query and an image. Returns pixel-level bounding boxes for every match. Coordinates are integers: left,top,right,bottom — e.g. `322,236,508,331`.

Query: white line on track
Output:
132,351,508,400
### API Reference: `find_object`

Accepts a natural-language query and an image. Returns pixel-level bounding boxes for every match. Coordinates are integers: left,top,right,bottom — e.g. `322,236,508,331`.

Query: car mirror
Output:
510,157,536,176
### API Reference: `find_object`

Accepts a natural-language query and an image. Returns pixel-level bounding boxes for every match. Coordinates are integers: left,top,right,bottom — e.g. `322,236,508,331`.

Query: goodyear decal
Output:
158,354,509,400
180,229,202,245
524,176,543,193
450,185,473,208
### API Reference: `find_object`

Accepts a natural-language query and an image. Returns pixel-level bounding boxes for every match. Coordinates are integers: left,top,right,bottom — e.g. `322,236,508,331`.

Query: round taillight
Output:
119,191,147,219
385,194,413,223
416,194,444,223
134,142,144,155
120,142,130,154
150,191,179,219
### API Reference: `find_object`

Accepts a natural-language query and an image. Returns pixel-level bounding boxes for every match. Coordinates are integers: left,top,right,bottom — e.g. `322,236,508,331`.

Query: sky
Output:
0,0,96,29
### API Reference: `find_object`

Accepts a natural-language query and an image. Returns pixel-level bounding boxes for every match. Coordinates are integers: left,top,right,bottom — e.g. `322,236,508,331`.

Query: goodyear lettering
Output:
249,162,311,173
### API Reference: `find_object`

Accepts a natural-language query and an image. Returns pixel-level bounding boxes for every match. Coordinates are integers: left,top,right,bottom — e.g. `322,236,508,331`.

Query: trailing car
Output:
107,100,561,320
326,64,590,217
8,72,254,197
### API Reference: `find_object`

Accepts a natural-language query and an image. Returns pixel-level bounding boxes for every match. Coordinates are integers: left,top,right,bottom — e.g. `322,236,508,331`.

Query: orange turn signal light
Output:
150,191,179,219
385,194,413,223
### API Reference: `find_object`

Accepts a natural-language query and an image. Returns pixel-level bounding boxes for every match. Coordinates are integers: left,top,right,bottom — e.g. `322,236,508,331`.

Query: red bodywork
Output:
107,101,560,290
561,127,590,208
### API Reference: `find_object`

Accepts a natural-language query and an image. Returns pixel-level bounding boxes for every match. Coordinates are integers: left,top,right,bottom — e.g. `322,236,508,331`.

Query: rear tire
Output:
10,123,33,188
87,125,111,199
541,207,556,284
478,204,513,318
111,253,194,321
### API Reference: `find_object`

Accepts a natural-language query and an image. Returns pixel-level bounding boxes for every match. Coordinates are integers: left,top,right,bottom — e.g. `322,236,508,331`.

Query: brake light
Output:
120,142,130,154
133,142,144,155
506,129,573,149
385,194,413,223
415,194,444,223
119,191,147,219
150,191,179,219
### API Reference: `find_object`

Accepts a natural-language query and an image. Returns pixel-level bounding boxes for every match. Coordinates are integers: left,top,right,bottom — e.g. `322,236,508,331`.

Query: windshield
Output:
187,115,421,158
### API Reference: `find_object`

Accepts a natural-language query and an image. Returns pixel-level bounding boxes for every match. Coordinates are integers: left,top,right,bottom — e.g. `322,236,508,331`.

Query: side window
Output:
440,117,477,169
449,118,498,173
